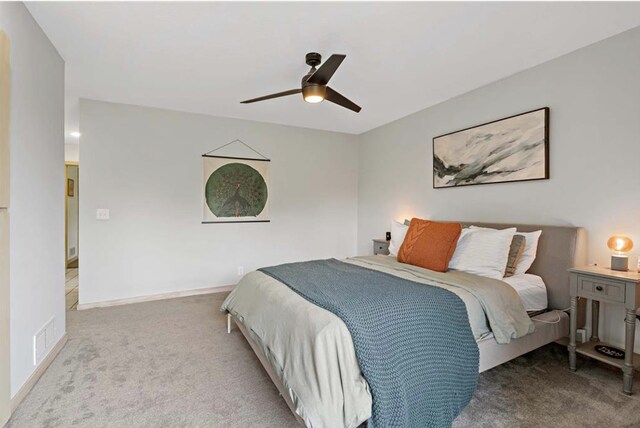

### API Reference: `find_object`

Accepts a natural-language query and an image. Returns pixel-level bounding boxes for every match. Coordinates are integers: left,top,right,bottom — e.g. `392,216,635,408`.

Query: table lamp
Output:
607,234,633,271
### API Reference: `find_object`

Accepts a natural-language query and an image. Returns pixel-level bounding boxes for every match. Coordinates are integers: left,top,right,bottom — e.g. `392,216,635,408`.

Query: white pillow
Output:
388,220,409,256
470,226,542,275
449,227,516,279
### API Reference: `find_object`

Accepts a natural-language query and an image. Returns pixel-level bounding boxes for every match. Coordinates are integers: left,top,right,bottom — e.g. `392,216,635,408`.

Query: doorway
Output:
65,162,79,310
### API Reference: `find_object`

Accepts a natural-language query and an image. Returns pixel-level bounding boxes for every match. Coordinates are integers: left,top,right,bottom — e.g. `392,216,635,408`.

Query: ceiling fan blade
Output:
240,88,301,104
306,54,346,85
325,87,361,113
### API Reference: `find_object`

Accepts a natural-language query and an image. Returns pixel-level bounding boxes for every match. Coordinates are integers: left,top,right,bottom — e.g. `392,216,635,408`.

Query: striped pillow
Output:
449,227,516,279
504,235,526,277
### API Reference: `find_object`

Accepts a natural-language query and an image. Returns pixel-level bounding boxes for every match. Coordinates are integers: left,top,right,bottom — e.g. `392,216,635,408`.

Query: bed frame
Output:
226,222,587,425
459,222,587,370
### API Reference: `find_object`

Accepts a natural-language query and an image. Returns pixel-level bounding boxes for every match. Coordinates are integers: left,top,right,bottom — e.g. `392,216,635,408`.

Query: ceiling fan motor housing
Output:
302,53,325,102
305,52,322,67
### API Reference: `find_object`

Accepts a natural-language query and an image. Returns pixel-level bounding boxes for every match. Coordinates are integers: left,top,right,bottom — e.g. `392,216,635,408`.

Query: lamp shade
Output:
607,235,633,254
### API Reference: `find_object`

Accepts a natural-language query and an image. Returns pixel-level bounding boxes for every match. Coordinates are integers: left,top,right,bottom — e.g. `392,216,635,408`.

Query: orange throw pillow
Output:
397,219,462,272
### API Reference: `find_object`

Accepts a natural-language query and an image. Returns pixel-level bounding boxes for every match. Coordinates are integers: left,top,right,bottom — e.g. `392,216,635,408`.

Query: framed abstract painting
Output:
433,107,549,188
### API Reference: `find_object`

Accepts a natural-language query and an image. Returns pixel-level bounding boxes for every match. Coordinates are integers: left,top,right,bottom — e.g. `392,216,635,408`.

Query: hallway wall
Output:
0,2,66,397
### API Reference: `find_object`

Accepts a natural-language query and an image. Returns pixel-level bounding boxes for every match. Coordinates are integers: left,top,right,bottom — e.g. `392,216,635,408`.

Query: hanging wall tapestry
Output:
433,107,549,188
202,140,270,223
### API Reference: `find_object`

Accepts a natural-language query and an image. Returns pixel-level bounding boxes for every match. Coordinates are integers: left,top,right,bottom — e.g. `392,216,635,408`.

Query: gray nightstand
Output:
372,239,390,255
568,266,640,395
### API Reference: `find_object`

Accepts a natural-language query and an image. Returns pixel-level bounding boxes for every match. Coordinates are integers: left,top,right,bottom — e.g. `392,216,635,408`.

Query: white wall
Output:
358,26,640,349
79,99,359,305
66,165,78,261
0,3,65,395
65,143,79,163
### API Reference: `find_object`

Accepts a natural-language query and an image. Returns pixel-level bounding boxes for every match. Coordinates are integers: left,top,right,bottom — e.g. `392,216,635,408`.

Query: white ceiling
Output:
26,1,640,143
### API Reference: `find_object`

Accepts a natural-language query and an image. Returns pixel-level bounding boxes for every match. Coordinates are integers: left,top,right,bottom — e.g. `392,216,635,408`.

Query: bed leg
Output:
227,313,232,334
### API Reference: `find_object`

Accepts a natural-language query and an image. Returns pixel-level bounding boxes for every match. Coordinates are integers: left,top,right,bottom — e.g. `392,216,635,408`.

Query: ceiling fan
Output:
240,52,361,113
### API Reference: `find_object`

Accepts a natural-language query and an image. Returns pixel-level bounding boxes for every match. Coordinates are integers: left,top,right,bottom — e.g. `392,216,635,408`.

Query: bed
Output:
221,222,587,428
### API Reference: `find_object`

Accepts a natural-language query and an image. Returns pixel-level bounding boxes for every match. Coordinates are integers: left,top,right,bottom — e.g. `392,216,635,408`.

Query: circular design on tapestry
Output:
205,162,268,217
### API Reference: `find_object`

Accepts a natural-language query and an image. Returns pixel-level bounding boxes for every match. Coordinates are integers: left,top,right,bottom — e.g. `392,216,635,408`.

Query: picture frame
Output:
433,107,549,189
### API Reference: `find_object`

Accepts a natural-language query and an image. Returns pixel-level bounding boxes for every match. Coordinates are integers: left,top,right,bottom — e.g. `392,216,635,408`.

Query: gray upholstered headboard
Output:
456,222,587,311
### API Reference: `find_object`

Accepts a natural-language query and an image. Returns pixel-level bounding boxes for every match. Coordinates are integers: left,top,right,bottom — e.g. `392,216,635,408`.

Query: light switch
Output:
96,208,110,220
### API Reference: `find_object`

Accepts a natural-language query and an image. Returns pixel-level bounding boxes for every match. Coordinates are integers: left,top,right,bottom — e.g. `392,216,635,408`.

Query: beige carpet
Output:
7,292,640,427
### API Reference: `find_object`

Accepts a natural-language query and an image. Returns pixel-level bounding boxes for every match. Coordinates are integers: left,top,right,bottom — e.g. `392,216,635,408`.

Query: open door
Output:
0,30,12,426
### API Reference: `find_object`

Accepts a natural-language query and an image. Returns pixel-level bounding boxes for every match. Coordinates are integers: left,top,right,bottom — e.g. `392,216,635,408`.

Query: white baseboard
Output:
11,334,68,412
76,284,235,310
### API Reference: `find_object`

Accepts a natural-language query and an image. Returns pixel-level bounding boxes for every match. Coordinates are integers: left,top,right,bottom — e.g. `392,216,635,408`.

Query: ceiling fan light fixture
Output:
302,84,326,104
304,95,324,104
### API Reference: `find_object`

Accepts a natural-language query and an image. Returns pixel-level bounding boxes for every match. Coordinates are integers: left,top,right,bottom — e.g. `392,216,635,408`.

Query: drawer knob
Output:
596,285,604,292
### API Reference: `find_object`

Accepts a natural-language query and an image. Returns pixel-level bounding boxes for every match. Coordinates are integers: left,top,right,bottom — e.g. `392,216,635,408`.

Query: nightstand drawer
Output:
577,275,625,303
372,241,390,255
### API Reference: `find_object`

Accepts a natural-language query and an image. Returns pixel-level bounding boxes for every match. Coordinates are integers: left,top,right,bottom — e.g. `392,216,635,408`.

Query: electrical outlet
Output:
237,266,244,276
96,208,110,220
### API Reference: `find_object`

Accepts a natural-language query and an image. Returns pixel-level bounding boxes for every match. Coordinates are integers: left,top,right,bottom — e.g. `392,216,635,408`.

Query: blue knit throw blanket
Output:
259,259,479,428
